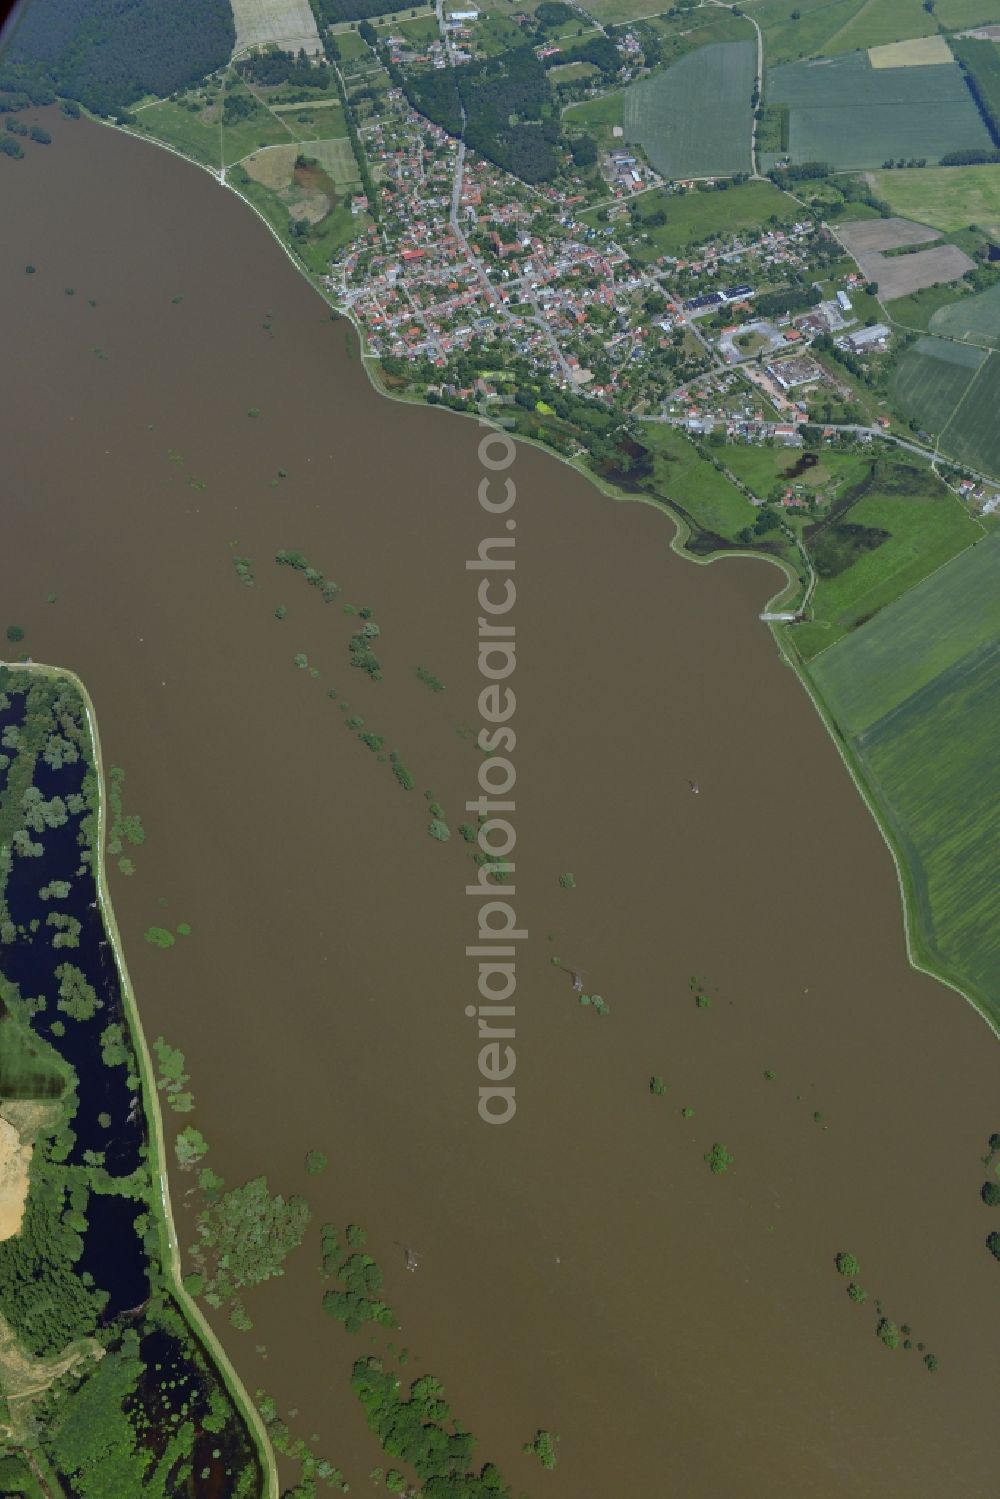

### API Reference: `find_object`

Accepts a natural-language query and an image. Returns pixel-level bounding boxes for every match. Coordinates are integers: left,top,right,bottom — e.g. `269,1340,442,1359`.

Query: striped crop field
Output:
938,351,1000,477
624,41,755,179
765,50,992,169
889,336,987,434
807,533,1000,1025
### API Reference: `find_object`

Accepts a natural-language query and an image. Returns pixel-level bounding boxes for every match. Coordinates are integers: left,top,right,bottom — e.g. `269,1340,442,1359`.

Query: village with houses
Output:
322,66,1000,514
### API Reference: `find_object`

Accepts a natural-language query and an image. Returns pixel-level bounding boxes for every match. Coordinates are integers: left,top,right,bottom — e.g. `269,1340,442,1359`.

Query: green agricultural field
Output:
939,350,1000,474
890,336,987,434
753,0,868,66
607,178,795,259
791,463,982,659
806,531,1000,1025
867,164,1000,236
929,281,1000,348
819,0,938,54
936,0,1000,23
766,50,992,168
624,41,756,179
808,529,999,732
581,0,676,23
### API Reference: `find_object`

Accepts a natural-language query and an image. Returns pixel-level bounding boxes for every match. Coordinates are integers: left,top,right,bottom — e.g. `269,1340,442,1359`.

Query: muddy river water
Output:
4,111,1000,1497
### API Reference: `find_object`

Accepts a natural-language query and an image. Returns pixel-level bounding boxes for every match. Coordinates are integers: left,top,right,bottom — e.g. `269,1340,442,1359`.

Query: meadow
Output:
889,336,987,434
885,280,974,332
563,88,624,146
928,281,1000,348
936,0,1000,21
640,424,760,539
819,0,940,54
807,534,1000,1024
333,30,372,61
624,41,756,179
867,164,1000,235
135,100,222,168
750,0,944,66
608,179,795,259
766,50,992,168
790,467,981,659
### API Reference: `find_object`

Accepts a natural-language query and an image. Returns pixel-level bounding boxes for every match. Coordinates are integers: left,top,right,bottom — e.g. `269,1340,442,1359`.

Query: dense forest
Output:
315,0,413,23
237,47,332,91
4,0,234,116
382,39,563,184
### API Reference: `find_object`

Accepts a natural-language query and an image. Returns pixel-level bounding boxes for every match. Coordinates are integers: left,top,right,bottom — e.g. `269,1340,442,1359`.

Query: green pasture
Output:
232,168,363,274
624,41,756,179
867,165,1000,236
550,60,600,85
929,282,1000,349
766,50,992,168
939,351,1000,475
818,0,938,53
563,88,624,149
792,467,981,660
605,178,795,259
279,99,348,134
222,85,295,165
642,424,760,539
808,529,1000,733
334,30,372,60
936,0,1000,22
889,336,987,435
135,100,221,168
723,442,870,501
581,0,677,24
753,0,984,63
886,281,973,333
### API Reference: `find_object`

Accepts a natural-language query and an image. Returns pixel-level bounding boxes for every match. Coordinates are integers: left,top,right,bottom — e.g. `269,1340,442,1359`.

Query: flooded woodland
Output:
5,111,1000,1497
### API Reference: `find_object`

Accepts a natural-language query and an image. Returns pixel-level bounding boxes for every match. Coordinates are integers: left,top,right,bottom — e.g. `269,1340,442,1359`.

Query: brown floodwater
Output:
5,110,1000,1498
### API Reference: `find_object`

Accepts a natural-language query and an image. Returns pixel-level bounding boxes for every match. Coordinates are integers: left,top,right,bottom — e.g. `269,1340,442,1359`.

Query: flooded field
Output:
4,111,1000,1496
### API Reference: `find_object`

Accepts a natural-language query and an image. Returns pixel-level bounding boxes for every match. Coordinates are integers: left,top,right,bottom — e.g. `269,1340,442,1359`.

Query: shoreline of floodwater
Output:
0,659,279,1499
770,629,1000,1043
